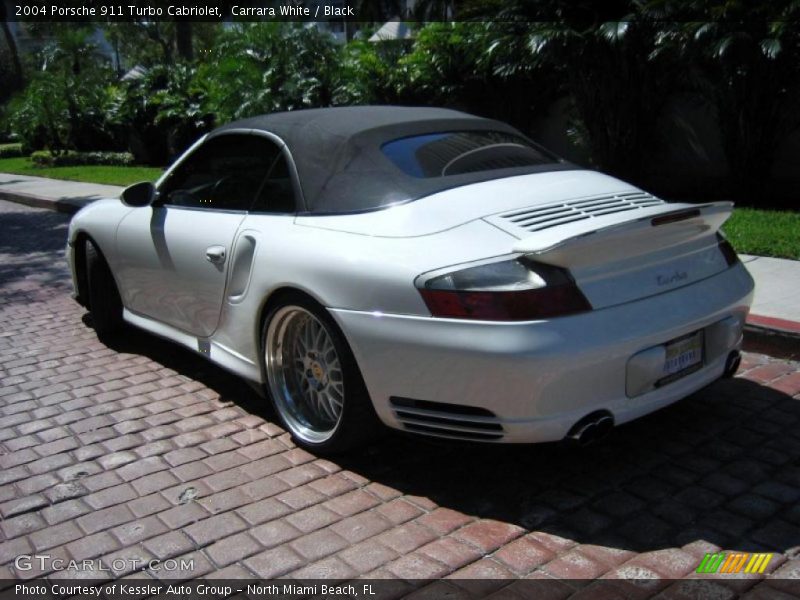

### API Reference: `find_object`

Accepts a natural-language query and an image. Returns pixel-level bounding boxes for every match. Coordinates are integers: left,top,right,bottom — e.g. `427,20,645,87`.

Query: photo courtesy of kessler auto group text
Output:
1,0,800,598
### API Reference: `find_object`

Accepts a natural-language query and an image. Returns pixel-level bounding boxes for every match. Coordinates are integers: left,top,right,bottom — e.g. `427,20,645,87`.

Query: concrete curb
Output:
747,314,800,337
743,314,800,361
0,189,93,215
743,326,800,361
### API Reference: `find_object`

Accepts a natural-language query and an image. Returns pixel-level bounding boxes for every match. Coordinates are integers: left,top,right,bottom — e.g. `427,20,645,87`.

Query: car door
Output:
115,133,283,337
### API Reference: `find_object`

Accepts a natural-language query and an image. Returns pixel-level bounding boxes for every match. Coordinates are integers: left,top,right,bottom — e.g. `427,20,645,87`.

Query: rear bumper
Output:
331,263,754,443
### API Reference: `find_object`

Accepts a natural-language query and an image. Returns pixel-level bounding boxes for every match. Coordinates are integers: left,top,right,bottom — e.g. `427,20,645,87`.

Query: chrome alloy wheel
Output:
265,306,345,444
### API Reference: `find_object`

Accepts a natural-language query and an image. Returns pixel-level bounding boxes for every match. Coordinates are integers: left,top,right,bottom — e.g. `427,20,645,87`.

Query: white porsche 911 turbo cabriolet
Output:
67,106,754,453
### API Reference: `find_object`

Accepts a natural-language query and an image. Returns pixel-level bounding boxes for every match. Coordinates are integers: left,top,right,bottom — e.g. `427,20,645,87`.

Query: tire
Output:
86,240,124,339
262,293,380,454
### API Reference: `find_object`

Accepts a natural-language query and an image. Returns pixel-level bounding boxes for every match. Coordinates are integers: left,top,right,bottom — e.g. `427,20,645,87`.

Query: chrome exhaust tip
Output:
724,350,741,378
565,411,614,447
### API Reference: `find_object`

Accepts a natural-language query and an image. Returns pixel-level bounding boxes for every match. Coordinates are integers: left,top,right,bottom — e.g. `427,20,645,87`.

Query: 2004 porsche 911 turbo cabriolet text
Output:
67,106,754,453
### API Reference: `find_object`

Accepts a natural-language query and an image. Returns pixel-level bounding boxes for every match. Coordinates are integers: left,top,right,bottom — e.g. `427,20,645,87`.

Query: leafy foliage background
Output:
1,1,799,205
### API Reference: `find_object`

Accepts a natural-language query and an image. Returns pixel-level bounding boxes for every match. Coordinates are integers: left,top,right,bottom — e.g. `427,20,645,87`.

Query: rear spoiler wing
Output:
510,201,733,268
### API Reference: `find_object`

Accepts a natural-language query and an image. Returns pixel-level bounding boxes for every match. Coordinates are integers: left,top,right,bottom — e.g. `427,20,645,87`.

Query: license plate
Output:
660,330,704,384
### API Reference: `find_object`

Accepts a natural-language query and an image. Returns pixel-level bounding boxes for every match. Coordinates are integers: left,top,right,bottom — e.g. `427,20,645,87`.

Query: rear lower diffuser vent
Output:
389,397,504,441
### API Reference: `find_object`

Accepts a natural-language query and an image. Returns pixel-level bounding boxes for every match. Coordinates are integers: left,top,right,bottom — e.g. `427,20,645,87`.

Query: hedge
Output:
30,150,136,167
0,143,23,158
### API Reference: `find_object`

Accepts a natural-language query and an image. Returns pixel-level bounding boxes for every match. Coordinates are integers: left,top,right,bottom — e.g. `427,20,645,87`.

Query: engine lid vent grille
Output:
389,397,504,441
495,192,665,234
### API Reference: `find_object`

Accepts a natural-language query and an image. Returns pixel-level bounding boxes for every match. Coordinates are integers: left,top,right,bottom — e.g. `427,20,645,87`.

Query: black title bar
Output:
6,0,798,23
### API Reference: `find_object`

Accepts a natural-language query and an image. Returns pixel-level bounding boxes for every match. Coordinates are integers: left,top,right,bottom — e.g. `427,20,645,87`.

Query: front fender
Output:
67,199,132,267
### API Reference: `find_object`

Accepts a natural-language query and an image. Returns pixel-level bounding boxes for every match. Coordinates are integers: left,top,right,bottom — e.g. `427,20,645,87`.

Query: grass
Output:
0,157,162,186
723,207,800,260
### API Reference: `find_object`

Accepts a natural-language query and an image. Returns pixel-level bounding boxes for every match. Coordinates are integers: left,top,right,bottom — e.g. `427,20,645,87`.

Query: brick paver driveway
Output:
1,199,800,596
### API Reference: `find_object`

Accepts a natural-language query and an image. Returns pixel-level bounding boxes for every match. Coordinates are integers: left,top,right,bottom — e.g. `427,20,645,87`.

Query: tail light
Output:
416,257,592,321
716,233,740,267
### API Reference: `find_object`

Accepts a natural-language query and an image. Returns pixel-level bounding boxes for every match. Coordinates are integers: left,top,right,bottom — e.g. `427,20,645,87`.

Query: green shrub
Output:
109,63,212,165
0,143,23,158
30,150,135,167
9,28,121,154
199,23,341,122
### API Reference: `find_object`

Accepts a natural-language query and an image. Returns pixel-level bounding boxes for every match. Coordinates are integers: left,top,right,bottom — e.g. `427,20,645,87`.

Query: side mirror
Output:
120,181,156,207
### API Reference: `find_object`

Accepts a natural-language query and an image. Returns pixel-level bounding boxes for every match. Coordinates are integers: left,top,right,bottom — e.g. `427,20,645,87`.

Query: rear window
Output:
381,130,558,178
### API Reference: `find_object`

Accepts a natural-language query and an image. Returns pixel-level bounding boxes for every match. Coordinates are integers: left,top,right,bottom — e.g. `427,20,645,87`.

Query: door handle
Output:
205,245,226,265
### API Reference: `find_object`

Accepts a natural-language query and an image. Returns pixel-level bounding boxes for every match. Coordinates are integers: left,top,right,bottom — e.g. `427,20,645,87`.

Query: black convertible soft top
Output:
213,106,573,214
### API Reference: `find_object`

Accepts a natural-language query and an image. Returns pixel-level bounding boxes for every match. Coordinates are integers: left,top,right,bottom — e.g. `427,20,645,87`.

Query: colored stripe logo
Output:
696,552,773,574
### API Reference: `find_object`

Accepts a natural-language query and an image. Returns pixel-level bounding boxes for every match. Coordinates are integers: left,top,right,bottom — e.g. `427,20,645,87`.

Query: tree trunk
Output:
0,4,24,91
145,23,173,65
176,22,193,61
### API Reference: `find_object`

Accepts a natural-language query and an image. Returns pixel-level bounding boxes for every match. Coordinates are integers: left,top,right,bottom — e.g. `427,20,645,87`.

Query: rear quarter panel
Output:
208,215,517,370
